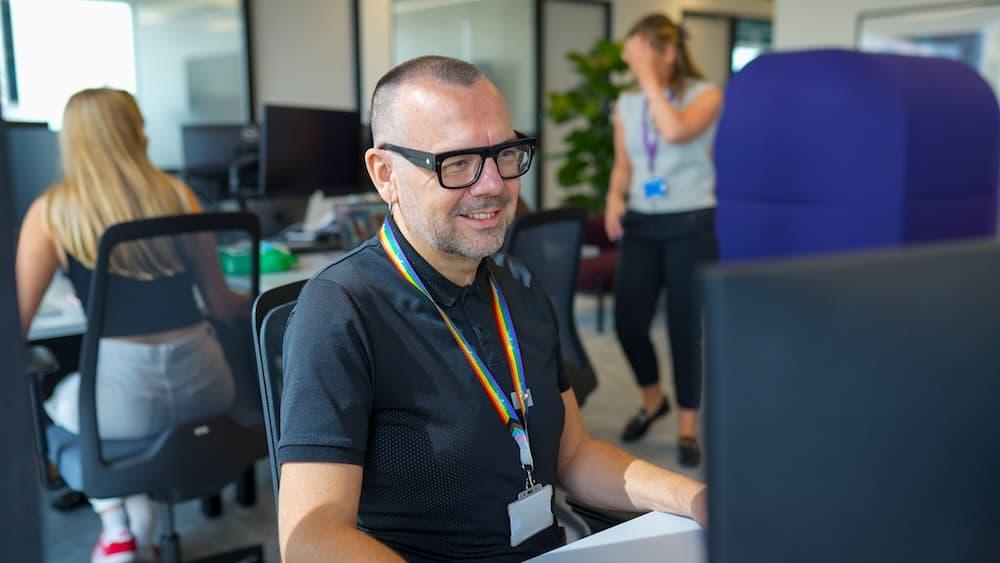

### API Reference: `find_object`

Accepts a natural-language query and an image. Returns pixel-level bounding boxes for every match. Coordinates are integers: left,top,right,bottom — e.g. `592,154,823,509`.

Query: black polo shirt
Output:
279,215,571,562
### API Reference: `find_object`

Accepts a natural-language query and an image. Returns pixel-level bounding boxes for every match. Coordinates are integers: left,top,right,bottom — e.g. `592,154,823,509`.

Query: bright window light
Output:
2,0,135,127
732,45,762,73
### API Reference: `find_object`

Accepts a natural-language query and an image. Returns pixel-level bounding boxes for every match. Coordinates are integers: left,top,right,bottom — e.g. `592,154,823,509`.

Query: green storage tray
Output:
219,243,298,275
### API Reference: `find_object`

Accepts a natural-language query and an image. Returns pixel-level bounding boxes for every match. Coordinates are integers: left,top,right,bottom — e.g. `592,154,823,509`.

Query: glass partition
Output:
392,0,538,206
0,0,251,170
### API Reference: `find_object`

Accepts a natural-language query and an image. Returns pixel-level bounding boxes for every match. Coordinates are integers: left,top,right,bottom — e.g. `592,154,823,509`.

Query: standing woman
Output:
16,88,247,562
605,14,723,466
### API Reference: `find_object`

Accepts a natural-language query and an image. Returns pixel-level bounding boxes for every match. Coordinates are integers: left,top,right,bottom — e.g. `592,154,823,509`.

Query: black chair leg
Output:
160,502,182,563
236,466,256,507
201,494,222,519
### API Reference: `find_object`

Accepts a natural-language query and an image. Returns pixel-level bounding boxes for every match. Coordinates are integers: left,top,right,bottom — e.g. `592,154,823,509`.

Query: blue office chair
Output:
43,212,267,563
715,49,999,261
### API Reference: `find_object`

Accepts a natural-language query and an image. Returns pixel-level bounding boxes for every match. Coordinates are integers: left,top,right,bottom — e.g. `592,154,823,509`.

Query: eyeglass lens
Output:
439,143,532,187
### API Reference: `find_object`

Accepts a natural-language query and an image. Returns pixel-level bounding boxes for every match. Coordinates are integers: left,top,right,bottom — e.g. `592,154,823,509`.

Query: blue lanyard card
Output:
644,177,668,199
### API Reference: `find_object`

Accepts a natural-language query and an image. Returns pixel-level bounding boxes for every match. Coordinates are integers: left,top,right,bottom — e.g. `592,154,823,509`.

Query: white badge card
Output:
508,483,554,547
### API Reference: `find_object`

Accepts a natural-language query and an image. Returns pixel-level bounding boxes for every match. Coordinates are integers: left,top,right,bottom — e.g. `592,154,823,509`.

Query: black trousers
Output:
613,209,718,409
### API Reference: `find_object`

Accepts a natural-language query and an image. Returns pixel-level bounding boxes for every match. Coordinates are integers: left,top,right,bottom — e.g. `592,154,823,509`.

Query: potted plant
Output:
547,38,633,212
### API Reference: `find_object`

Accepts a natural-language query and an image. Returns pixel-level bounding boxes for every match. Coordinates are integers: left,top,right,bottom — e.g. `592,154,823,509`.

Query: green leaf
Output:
546,36,628,205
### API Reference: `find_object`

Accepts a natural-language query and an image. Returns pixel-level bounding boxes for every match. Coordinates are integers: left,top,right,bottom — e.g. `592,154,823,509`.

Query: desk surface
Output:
28,251,344,342
528,511,706,563
28,275,87,341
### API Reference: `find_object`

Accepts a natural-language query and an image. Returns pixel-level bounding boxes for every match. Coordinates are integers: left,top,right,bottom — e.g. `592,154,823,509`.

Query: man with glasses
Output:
277,55,707,563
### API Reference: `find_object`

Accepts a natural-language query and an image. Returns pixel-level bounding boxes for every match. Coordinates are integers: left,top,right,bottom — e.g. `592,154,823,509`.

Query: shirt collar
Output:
387,214,492,307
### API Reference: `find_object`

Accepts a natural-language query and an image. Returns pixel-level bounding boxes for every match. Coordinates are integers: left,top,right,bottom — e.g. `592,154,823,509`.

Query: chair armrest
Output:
26,345,59,378
25,345,62,489
565,496,647,534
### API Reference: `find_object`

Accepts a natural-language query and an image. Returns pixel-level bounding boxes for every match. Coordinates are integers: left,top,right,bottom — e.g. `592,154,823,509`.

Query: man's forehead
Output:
396,77,499,112
395,78,513,147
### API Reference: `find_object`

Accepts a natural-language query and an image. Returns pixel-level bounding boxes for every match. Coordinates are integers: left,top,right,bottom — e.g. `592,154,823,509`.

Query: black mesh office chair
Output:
506,207,645,534
251,279,306,507
42,212,267,563
504,206,598,406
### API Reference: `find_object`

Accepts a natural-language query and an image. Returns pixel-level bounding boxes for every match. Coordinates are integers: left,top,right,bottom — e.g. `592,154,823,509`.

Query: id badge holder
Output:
644,177,667,199
508,483,554,547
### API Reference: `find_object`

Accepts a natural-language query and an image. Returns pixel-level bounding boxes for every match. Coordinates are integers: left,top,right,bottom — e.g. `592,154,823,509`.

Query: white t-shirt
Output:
617,79,717,214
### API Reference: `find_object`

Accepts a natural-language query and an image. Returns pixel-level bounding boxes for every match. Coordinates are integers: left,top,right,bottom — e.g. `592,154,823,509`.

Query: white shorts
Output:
45,322,235,440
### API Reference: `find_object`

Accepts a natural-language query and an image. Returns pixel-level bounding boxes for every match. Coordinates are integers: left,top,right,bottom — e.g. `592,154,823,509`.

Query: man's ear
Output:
365,148,398,206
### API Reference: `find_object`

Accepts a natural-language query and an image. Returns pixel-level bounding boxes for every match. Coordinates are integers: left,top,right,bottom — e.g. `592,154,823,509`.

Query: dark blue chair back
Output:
715,49,999,261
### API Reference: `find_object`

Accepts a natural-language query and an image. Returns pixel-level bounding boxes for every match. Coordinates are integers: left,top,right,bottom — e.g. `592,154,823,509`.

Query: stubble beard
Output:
413,196,513,259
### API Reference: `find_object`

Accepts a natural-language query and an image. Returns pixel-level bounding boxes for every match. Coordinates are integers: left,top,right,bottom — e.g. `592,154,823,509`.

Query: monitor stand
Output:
244,195,310,239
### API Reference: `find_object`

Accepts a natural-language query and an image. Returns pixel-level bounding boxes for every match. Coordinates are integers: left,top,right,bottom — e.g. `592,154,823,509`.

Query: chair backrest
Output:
505,207,597,405
78,212,265,500
715,49,999,261
251,279,306,507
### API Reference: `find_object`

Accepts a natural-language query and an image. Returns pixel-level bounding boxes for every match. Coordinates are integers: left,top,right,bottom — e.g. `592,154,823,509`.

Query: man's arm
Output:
555,391,708,527
279,462,404,562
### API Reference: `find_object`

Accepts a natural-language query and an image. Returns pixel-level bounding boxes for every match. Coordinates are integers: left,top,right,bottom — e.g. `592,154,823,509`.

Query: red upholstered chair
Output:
576,214,617,332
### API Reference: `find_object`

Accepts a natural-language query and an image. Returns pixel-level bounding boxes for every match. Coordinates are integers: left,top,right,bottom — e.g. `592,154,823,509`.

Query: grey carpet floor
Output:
42,293,702,562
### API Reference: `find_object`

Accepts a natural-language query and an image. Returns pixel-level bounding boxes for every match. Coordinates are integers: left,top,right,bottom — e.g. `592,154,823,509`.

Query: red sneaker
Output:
91,530,137,563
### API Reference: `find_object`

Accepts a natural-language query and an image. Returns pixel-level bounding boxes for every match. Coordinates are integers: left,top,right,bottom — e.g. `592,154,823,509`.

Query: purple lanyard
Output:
641,90,677,173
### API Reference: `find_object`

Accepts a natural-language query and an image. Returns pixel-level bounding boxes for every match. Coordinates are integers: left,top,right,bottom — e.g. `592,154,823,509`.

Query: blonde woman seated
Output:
16,88,249,563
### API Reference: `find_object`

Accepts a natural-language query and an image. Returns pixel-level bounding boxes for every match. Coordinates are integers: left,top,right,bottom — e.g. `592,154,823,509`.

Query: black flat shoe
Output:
678,436,701,467
621,397,671,442
50,490,88,511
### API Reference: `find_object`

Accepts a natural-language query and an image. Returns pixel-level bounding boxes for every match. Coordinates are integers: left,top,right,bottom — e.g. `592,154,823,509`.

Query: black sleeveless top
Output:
66,254,204,337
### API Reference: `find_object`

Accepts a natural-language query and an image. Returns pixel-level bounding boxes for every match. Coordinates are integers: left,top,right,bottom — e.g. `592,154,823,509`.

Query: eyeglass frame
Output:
378,132,537,189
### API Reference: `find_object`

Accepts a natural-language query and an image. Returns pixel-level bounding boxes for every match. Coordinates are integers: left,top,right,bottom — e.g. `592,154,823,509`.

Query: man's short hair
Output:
370,55,484,146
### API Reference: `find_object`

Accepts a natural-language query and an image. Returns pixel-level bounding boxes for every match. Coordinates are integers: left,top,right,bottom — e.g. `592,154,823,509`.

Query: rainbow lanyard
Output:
378,220,537,485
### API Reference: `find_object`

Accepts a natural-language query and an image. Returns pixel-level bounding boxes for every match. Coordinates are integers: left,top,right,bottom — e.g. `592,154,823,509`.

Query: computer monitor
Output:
181,123,258,169
4,122,60,225
181,123,258,201
703,241,1000,563
259,105,363,197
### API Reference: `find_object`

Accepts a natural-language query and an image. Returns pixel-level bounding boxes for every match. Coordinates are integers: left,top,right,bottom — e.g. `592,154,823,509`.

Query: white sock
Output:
90,497,130,538
125,494,159,550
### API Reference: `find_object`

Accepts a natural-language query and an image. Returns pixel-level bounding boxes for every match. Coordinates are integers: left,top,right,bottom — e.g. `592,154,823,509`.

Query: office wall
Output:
249,0,356,116
360,0,393,122
613,0,772,37
542,1,608,209
773,0,962,50
685,14,733,86
249,0,774,207
130,0,249,169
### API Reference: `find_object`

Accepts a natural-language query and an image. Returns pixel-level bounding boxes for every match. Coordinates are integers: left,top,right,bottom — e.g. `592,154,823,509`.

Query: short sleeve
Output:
277,277,374,467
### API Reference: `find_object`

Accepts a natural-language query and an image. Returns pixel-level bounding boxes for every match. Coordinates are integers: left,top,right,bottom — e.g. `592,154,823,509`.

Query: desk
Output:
528,511,706,563
27,251,344,341
28,275,86,342
226,251,344,293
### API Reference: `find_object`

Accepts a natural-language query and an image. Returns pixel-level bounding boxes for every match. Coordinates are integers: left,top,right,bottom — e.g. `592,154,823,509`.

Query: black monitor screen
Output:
260,105,361,196
703,242,1000,563
181,123,258,169
5,122,60,224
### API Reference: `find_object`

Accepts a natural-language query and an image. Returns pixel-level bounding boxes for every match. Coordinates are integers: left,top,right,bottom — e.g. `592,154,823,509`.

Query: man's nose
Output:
467,157,505,197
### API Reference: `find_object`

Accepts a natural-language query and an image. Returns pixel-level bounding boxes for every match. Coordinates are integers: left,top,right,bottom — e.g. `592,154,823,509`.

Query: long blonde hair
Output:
45,88,188,279
627,14,705,99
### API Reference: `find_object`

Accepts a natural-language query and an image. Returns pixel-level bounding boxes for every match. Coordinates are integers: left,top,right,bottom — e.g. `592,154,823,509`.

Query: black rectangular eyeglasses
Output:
379,133,537,189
